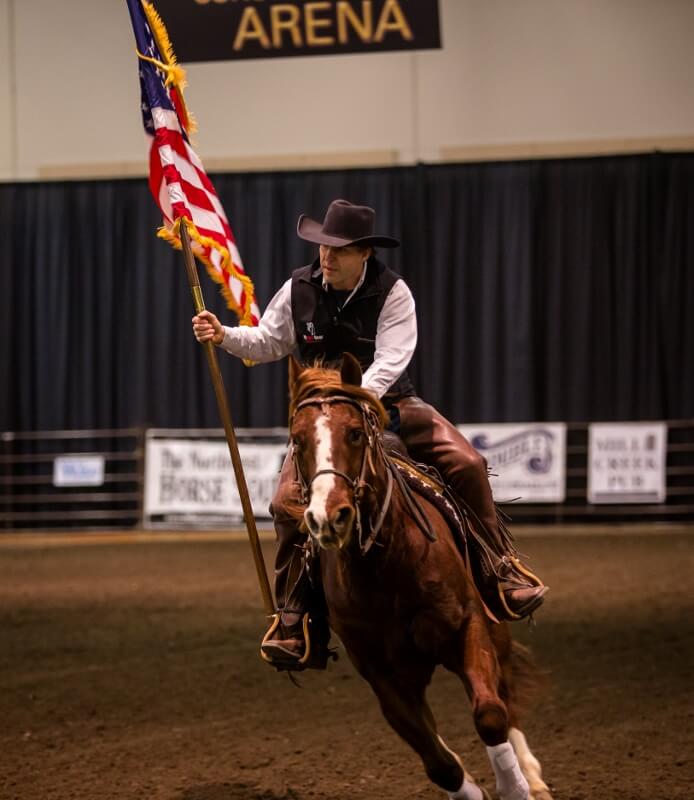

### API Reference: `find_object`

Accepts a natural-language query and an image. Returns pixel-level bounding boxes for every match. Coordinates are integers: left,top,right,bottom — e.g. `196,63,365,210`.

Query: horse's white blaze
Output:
305,414,335,530
509,728,550,798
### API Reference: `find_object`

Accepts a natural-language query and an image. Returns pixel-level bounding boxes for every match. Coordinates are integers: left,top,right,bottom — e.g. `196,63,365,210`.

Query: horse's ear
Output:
288,356,305,392
340,353,363,387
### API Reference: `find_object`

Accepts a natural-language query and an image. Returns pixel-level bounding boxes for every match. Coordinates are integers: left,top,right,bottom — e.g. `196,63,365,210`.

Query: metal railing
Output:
1,429,145,530
1,421,693,531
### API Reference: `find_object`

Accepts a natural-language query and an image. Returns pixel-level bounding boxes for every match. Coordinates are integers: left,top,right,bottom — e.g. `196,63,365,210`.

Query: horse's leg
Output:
494,633,553,800
436,734,491,800
364,670,487,800
508,729,552,800
456,616,530,800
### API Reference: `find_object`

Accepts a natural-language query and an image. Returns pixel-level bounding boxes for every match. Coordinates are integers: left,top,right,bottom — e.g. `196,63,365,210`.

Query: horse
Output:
283,354,552,800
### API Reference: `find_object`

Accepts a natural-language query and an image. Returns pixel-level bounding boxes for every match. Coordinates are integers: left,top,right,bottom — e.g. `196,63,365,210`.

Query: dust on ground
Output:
1,528,693,800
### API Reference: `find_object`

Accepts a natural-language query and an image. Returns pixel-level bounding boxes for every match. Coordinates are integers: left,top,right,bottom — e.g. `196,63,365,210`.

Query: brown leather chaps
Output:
269,452,311,618
396,397,500,539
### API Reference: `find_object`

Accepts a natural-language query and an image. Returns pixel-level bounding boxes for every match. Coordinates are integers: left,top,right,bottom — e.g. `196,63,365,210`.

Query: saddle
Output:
382,432,469,544
381,432,503,623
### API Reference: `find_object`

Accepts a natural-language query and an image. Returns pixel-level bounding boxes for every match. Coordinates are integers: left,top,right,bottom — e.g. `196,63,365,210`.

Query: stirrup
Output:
260,613,336,672
496,557,547,621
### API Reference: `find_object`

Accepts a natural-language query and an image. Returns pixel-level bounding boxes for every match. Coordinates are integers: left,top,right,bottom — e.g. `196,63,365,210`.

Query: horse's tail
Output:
501,639,548,728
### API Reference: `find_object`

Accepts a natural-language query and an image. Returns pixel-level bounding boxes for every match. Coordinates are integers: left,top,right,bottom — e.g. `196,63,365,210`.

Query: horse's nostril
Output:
333,505,353,530
304,509,318,534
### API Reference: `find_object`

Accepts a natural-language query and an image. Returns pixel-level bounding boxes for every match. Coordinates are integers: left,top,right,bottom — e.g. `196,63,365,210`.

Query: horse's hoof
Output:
464,771,492,800
529,789,554,800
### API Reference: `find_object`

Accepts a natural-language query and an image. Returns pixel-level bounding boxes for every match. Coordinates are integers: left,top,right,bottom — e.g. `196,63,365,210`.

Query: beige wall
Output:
0,0,13,178
11,0,145,179
423,0,694,159
1,0,694,180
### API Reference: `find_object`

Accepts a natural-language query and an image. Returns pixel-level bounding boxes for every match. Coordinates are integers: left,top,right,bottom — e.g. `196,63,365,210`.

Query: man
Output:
193,199,547,670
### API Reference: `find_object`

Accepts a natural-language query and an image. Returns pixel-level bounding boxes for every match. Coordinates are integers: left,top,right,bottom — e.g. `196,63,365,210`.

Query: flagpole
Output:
179,220,275,618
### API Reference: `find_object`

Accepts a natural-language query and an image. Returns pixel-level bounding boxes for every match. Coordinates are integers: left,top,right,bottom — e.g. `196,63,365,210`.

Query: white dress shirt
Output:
219,268,417,399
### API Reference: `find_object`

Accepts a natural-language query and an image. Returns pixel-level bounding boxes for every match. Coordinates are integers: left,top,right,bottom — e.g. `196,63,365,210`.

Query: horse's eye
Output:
292,437,304,451
348,428,364,444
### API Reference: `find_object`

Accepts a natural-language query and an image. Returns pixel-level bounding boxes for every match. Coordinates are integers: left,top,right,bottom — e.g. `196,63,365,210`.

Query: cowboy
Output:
192,199,547,670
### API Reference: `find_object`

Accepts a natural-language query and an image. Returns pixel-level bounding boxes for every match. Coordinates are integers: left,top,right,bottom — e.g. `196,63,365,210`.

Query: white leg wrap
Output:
448,775,484,800
438,736,484,800
486,742,529,800
509,727,550,796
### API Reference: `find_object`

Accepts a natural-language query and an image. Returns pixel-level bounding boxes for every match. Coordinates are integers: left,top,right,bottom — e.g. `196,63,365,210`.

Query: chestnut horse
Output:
286,356,552,800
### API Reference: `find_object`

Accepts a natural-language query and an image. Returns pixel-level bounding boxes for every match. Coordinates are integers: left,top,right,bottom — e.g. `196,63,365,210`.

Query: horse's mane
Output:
289,365,389,428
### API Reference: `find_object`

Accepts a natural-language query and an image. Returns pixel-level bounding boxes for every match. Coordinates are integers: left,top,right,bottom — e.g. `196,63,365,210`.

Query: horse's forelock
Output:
289,366,389,429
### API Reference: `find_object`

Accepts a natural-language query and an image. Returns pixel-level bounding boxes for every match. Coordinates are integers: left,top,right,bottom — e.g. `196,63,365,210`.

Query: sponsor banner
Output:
144,438,287,523
588,422,667,504
53,456,105,487
457,423,567,503
154,0,442,63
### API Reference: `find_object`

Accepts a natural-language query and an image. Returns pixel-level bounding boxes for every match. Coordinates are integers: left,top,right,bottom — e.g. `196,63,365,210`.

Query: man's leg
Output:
396,398,547,621
261,453,332,669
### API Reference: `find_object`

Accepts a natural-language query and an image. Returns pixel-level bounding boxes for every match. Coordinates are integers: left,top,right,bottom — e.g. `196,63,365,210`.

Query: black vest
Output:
290,257,416,406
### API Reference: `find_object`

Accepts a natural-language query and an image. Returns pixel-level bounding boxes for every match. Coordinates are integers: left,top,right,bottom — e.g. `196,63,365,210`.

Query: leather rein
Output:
291,395,436,554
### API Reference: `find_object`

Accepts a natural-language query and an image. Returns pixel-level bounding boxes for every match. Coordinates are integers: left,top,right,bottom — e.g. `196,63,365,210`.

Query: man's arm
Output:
192,279,296,363
362,280,417,398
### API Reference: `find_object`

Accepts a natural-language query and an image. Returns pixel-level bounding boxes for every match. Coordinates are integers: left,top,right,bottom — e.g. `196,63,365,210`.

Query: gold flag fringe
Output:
140,0,197,135
160,218,257,328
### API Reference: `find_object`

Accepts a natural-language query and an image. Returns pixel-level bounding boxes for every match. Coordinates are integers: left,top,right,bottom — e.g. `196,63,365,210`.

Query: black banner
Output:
152,0,441,63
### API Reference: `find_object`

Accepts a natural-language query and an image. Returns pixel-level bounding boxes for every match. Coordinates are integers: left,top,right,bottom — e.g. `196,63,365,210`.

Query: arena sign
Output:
587,422,667,504
457,423,567,504
152,0,442,62
53,456,105,487
144,433,287,527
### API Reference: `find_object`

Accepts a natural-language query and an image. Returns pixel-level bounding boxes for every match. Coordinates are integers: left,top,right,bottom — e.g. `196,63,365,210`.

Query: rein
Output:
291,395,435,554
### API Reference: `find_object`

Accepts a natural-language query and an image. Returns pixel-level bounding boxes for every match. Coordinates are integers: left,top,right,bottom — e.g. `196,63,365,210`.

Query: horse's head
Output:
288,355,388,551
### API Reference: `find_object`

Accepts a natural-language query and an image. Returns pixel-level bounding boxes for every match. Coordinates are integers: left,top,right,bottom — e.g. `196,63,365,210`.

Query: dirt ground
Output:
1,527,693,800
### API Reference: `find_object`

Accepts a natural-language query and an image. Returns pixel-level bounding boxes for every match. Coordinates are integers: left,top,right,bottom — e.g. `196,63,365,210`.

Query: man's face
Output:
319,245,370,291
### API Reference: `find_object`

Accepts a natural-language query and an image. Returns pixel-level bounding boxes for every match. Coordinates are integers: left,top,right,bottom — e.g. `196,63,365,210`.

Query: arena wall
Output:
1,0,694,180
0,0,12,178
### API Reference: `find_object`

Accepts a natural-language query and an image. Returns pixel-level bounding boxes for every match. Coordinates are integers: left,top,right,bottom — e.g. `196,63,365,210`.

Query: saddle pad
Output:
388,455,470,554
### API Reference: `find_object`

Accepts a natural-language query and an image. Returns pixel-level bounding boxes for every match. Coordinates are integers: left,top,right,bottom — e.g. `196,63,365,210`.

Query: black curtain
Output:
1,153,693,433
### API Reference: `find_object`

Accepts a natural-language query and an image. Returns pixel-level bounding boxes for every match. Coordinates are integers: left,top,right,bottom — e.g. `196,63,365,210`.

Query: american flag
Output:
125,0,259,326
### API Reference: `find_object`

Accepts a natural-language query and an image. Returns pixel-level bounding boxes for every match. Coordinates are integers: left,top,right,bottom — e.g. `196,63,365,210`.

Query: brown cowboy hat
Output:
297,199,400,249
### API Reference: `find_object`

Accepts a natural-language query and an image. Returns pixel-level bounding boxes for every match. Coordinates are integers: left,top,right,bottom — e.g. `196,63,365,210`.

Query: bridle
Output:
290,395,394,554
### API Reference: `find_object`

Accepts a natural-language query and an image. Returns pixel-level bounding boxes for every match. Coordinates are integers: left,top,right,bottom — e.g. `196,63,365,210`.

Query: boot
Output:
261,607,335,672
495,556,548,620
261,611,307,663
260,490,334,671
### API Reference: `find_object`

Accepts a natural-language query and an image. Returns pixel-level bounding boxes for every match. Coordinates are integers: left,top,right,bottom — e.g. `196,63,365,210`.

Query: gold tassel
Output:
139,0,197,135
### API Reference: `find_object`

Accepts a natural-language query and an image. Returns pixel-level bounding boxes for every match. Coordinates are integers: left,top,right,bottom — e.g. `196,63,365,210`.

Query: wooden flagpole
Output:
178,220,275,617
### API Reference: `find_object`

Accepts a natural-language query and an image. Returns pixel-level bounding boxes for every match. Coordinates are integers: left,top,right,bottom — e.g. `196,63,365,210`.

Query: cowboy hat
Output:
297,199,400,248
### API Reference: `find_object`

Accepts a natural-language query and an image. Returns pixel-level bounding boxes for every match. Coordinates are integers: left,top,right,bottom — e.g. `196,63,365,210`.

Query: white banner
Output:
53,455,105,487
457,423,567,503
144,438,287,522
588,422,667,504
